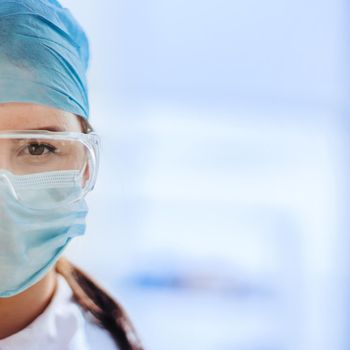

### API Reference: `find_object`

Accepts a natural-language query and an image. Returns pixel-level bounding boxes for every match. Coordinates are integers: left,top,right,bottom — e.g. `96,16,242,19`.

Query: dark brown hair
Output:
56,257,143,350
78,116,93,134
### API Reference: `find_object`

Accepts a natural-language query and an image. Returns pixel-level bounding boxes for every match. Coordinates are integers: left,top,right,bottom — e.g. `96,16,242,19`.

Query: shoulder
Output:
57,273,118,350
55,258,142,349
80,308,117,350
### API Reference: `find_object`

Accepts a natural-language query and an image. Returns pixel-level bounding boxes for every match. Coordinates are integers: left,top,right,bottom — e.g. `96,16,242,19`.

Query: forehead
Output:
0,102,81,131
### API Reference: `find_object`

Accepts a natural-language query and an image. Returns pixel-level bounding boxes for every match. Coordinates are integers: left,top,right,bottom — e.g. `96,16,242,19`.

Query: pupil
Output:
29,144,45,155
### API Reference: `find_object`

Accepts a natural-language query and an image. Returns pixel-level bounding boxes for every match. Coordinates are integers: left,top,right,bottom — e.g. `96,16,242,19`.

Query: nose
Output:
0,144,12,170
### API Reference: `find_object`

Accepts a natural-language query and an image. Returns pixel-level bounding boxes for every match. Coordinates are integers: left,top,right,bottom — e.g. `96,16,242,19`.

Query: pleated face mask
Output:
0,170,88,297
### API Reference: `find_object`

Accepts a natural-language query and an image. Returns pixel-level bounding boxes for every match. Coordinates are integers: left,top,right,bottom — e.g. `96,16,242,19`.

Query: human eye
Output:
24,142,57,156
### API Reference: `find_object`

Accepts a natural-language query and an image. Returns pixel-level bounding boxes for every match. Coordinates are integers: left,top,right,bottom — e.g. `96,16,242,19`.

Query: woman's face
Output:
0,102,82,132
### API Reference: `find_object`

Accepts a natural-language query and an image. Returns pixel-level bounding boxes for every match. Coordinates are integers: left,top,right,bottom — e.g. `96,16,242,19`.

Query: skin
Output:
0,102,83,340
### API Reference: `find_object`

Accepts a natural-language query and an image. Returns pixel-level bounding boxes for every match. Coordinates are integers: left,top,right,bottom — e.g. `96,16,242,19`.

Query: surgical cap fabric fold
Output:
0,0,90,119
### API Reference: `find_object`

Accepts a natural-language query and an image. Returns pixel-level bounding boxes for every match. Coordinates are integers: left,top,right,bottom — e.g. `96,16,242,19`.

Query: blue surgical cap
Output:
0,0,90,119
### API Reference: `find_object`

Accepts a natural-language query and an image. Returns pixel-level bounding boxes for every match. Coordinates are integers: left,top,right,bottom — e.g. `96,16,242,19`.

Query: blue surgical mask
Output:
0,171,88,298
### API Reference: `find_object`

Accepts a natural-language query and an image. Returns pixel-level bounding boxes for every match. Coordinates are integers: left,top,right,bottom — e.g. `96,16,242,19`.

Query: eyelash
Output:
26,143,57,156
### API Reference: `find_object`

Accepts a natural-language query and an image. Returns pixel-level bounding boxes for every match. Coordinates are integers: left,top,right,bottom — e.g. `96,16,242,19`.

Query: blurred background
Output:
61,1,350,349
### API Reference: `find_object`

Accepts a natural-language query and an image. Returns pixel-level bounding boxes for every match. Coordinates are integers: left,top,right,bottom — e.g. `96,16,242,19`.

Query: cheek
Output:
82,163,90,188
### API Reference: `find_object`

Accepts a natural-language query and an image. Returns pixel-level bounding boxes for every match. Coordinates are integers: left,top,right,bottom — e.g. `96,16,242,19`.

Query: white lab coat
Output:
0,274,118,350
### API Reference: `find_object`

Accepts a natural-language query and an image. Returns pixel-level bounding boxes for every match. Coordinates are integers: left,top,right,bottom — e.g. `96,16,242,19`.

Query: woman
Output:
0,1,142,349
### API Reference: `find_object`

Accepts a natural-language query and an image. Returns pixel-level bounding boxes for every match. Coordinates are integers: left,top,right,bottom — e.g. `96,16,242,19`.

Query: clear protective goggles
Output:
0,130,100,210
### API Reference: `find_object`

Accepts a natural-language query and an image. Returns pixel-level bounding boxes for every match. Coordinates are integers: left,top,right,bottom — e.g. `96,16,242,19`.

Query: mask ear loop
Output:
0,170,19,201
